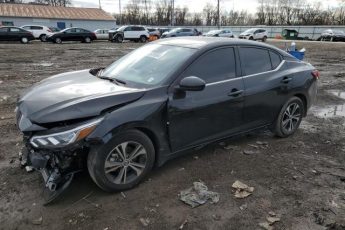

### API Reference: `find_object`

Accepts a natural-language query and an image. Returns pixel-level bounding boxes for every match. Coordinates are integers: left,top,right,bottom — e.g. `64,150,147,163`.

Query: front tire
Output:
87,129,155,192
114,35,123,43
273,97,304,138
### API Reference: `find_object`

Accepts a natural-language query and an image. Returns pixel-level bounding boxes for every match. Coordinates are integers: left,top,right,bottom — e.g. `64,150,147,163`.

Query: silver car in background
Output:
204,29,234,38
239,28,268,42
161,28,199,38
94,29,109,40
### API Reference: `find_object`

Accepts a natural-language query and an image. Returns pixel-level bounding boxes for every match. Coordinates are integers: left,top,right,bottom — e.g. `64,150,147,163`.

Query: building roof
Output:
0,3,115,21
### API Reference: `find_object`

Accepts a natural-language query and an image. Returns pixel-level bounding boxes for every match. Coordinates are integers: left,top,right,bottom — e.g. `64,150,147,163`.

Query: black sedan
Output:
0,26,35,43
46,27,97,44
16,37,318,203
320,29,345,42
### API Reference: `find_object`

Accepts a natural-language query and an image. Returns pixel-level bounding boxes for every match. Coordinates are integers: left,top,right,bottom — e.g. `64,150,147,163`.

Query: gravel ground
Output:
0,40,344,230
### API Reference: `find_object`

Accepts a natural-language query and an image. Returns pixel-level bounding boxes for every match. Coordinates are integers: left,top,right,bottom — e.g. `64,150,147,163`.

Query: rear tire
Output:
20,37,29,44
84,37,91,43
273,97,304,138
262,36,267,42
39,34,47,42
140,35,147,43
54,37,62,44
87,129,155,192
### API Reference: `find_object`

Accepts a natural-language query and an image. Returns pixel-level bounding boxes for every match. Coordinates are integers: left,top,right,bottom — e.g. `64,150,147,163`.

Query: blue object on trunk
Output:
288,50,305,60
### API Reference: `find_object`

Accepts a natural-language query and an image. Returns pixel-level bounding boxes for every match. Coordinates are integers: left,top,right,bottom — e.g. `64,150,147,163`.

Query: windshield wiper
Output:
98,75,126,85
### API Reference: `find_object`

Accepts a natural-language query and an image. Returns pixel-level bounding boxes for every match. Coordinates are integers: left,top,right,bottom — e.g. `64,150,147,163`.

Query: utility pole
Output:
170,0,174,26
144,0,148,25
217,0,220,29
99,0,101,9
119,0,122,26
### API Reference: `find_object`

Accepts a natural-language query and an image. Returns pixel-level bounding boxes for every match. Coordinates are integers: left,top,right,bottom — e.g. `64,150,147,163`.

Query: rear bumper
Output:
307,80,318,111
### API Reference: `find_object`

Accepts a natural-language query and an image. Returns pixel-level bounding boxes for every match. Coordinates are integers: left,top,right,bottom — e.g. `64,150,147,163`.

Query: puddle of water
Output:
312,104,345,118
327,90,345,100
312,89,345,118
33,62,54,67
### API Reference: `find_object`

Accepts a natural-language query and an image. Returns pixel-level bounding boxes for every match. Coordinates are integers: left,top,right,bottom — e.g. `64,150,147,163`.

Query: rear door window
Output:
182,47,236,83
239,47,272,75
9,28,20,32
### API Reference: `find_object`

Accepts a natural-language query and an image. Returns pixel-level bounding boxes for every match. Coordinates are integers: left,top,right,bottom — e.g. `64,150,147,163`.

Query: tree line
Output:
1,0,345,26
116,0,345,26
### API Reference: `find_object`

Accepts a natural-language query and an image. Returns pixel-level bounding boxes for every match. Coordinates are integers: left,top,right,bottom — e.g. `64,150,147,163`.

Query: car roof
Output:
21,25,44,27
154,37,284,53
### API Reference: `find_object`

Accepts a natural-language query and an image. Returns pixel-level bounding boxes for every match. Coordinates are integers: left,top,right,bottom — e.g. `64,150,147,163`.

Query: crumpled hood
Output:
17,69,145,124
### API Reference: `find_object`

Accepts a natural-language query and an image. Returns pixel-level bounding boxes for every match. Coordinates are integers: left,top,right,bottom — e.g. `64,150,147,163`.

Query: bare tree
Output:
33,0,70,6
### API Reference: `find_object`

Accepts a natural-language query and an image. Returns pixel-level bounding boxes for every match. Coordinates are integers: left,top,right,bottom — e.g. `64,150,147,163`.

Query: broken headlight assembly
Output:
30,118,103,148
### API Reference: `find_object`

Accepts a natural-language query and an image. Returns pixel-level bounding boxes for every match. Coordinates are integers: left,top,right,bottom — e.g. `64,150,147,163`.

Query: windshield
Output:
207,30,221,35
170,28,181,33
117,26,127,31
243,29,256,34
101,44,196,87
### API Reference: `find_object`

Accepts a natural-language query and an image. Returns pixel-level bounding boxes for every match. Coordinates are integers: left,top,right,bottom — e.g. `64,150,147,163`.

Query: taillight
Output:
311,70,320,79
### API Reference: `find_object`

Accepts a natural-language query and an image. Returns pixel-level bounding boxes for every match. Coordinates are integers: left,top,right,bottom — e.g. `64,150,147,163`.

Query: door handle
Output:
281,77,292,84
228,89,243,97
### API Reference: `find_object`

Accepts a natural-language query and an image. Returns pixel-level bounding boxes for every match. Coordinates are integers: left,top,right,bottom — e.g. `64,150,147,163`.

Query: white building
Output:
0,3,116,31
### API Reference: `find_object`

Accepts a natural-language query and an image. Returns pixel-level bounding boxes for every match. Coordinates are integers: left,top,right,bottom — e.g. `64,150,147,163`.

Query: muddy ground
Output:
0,40,344,230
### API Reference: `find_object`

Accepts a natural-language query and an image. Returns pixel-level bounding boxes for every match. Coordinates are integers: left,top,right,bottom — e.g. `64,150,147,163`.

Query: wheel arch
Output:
87,121,169,167
294,93,307,116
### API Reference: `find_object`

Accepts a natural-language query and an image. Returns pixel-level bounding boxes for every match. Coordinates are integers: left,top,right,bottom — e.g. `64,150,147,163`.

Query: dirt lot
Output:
0,40,344,230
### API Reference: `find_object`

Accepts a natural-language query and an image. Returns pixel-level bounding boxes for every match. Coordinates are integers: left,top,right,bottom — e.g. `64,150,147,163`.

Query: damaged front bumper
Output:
20,143,86,204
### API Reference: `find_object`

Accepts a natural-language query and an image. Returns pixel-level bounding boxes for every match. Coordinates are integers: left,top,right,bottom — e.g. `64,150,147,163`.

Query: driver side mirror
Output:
178,76,205,91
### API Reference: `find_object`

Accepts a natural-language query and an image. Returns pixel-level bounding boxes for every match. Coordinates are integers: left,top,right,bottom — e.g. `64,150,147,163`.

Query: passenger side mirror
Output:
178,76,205,91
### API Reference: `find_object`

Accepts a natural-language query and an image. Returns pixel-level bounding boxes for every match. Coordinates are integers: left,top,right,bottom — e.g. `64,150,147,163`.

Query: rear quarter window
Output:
239,47,272,75
269,51,282,69
31,26,42,30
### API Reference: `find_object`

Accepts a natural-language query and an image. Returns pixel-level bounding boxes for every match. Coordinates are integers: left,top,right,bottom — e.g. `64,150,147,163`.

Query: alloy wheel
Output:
104,141,147,184
282,103,301,133
21,37,28,44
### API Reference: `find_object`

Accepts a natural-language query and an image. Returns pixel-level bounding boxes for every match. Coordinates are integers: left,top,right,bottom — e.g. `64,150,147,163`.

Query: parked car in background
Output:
239,28,268,42
46,27,97,44
147,27,161,38
161,28,199,38
204,29,234,38
21,25,53,42
0,26,35,43
94,29,109,40
16,37,318,203
158,28,170,36
49,27,61,33
320,29,345,42
110,25,149,43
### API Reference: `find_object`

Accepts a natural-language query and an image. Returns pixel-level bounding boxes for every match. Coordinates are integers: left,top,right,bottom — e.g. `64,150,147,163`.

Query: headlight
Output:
30,118,102,148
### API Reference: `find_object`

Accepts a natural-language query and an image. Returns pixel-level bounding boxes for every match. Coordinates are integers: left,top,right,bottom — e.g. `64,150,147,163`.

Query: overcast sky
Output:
72,0,342,14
